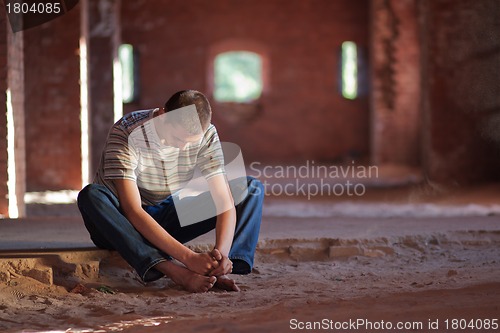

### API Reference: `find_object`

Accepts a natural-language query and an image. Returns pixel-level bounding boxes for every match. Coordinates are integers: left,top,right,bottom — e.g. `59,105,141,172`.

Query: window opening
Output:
214,51,263,103
341,41,358,100
119,44,138,103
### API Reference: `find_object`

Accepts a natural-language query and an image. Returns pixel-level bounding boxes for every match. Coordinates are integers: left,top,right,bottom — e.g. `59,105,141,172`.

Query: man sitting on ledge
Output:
77,90,264,292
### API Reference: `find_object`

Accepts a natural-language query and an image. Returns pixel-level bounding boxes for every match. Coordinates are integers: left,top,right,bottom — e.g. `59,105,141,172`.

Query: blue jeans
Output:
77,176,264,282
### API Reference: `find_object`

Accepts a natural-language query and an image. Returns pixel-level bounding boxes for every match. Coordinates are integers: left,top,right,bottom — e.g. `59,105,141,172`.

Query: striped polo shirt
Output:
94,109,225,206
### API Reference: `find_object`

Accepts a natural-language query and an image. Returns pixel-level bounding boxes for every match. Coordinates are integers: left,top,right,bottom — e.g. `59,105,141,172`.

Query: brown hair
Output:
165,90,212,133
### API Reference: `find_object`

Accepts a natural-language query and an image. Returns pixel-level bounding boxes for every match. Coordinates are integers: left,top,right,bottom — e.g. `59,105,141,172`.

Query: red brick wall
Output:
421,0,500,184
122,0,370,164
4,0,498,200
23,5,82,191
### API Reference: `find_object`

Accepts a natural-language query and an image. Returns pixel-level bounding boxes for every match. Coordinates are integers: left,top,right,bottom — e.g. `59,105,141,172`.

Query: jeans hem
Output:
229,255,253,274
230,254,251,261
141,258,169,282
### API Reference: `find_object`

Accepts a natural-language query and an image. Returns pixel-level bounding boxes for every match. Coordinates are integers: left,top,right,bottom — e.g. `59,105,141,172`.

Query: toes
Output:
186,275,218,293
214,277,240,292
200,276,216,293
209,277,217,288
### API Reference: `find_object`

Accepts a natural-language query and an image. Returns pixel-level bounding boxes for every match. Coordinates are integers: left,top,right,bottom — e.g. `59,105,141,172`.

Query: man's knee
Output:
77,184,108,208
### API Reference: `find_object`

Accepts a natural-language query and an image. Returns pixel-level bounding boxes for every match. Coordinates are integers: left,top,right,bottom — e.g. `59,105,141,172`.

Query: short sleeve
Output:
102,125,138,181
197,125,226,180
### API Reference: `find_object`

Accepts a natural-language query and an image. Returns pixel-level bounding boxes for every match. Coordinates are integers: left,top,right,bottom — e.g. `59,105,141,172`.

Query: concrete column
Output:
82,0,121,179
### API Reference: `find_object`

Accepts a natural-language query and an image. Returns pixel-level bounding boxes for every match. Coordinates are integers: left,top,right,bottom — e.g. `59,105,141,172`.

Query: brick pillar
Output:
7,21,26,217
0,13,8,217
0,10,26,218
82,0,121,179
370,0,421,167
419,0,500,184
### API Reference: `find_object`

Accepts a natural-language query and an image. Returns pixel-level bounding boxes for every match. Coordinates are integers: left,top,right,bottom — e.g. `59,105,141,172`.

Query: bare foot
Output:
155,261,217,293
183,273,217,293
214,275,240,292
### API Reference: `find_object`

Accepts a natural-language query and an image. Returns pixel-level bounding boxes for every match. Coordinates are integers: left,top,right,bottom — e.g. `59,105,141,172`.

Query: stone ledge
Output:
0,249,111,285
1,230,499,285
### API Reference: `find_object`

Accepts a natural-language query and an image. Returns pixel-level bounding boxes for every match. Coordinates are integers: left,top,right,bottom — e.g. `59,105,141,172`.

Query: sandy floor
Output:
2,181,500,332
0,228,499,333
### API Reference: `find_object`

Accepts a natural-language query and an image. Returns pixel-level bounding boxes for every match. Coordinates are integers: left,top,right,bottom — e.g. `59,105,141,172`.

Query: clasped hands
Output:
186,248,233,277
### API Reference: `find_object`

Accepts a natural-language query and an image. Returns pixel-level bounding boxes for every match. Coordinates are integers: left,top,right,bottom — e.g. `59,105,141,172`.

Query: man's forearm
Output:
114,179,195,265
214,207,237,257
126,208,194,263
127,209,218,276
